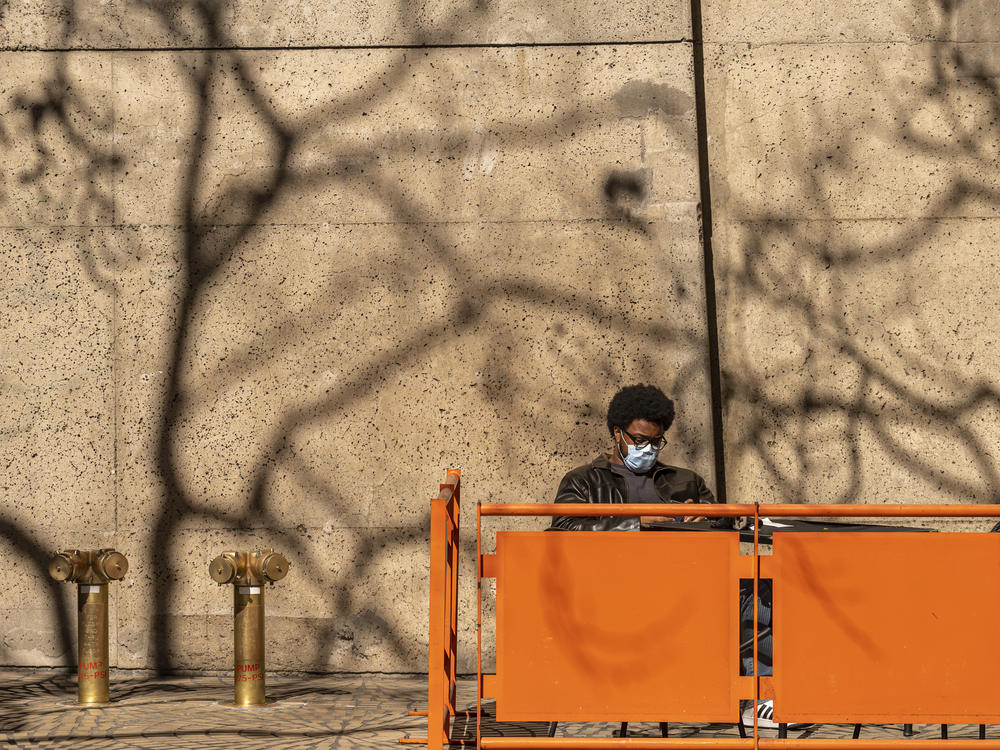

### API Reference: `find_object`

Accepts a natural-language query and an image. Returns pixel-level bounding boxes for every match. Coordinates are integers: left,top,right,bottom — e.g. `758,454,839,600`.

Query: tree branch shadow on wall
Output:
714,7,1000,506
0,0,997,677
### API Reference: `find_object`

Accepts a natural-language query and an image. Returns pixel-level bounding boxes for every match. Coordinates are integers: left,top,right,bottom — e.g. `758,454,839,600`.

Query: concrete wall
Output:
1,0,998,674
0,1,713,671
705,0,1000,507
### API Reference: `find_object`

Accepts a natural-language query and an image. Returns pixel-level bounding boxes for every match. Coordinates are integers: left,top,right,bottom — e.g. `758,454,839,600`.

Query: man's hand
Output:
640,500,706,525
682,499,706,523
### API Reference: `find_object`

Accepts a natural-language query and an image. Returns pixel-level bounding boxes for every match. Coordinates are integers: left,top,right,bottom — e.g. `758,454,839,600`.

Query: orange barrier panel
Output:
492,531,744,723
757,743,1000,750
480,739,1000,749
770,532,1000,724
481,740,755,749
403,469,461,749
470,502,1000,748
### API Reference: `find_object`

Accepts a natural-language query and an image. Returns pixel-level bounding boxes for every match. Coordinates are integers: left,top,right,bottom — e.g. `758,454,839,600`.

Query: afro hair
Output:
606,384,675,435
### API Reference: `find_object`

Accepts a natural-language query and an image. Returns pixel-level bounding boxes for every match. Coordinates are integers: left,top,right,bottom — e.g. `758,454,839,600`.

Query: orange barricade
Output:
769,532,1000,724
477,503,1000,749
403,469,463,749
492,531,742,723
405,487,1000,749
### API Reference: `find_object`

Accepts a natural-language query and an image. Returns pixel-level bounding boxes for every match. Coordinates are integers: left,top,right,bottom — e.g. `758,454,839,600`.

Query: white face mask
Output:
618,435,660,473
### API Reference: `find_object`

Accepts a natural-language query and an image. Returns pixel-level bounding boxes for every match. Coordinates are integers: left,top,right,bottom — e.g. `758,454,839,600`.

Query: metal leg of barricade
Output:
737,720,747,739
853,724,862,739
778,723,787,739
546,722,556,738
981,725,988,739
904,724,913,736
613,722,669,738
942,725,948,739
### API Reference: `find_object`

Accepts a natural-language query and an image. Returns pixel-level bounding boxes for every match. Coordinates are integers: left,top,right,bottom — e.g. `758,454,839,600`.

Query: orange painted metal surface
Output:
762,504,1000,518
771,532,1000,724
422,469,462,750
467,501,1000,748
480,740,754,749
493,531,742,723
757,743,1000,750
481,740,1000,750
480,504,752,518
479,503,1000,518
477,500,483,749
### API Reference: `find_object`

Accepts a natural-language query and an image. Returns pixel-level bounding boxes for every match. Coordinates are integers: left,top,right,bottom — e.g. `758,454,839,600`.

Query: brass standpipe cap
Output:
48,551,81,582
209,553,239,585
48,549,128,584
209,550,290,586
259,552,290,583
97,550,128,581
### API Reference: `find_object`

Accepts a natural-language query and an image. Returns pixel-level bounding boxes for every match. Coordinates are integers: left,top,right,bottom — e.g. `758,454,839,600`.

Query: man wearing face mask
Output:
550,384,715,532
550,383,785,730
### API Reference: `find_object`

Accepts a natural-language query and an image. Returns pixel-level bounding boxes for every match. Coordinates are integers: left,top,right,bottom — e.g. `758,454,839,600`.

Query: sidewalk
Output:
0,669,989,747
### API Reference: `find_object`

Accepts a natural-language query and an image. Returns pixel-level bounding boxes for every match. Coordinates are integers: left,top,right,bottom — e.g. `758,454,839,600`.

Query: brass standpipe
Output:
209,550,290,706
48,549,128,705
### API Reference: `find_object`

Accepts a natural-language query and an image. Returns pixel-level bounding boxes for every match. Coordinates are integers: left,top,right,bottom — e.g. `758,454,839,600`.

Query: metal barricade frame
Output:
402,469,463,749
476,502,1000,750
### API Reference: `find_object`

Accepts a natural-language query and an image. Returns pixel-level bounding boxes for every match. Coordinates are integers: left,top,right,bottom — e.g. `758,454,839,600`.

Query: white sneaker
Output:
741,700,805,729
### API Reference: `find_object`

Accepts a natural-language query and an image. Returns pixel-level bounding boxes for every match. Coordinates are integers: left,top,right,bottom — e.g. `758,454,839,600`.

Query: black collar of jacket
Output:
590,452,670,477
587,453,706,504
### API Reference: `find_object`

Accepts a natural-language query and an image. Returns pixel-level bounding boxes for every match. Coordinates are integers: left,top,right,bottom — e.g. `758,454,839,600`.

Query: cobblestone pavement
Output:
1,669,993,747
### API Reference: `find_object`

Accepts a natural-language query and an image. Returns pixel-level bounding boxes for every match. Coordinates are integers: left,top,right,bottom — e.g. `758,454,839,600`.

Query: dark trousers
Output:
739,579,773,677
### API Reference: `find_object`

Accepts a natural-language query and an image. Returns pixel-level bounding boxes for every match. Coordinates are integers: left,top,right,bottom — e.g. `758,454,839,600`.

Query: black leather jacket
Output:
550,454,716,531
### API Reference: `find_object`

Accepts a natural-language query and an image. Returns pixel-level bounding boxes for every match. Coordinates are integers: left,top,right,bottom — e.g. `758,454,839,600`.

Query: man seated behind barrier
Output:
550,384,779,729
550,384,715,531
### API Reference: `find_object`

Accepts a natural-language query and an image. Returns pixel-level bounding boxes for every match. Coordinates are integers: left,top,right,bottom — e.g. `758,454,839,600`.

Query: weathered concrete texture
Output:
706,42,1000,221
4,0,997,681
0,54,116,226
0,0,690,49
112,46,697,226
112,525,434,671
0,585,75,665
101,212,712,672
714,218,1000,506
0,228,115,546
1,29,711,672
707,0,1000,508
702,0,1000,43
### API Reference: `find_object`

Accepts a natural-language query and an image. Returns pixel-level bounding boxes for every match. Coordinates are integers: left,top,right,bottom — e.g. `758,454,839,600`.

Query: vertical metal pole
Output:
429,494,447,750
476,502,483,750
688,0,728,506
447,475,460,716
77,583,109,704
753,503,760,743
233,584,266,706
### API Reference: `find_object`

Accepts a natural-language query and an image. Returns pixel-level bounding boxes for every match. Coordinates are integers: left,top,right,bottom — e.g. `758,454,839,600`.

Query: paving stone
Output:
0,669,992,747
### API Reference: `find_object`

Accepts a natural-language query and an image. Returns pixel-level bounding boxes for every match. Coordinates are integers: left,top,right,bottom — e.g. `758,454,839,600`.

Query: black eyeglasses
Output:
621,429,667,450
